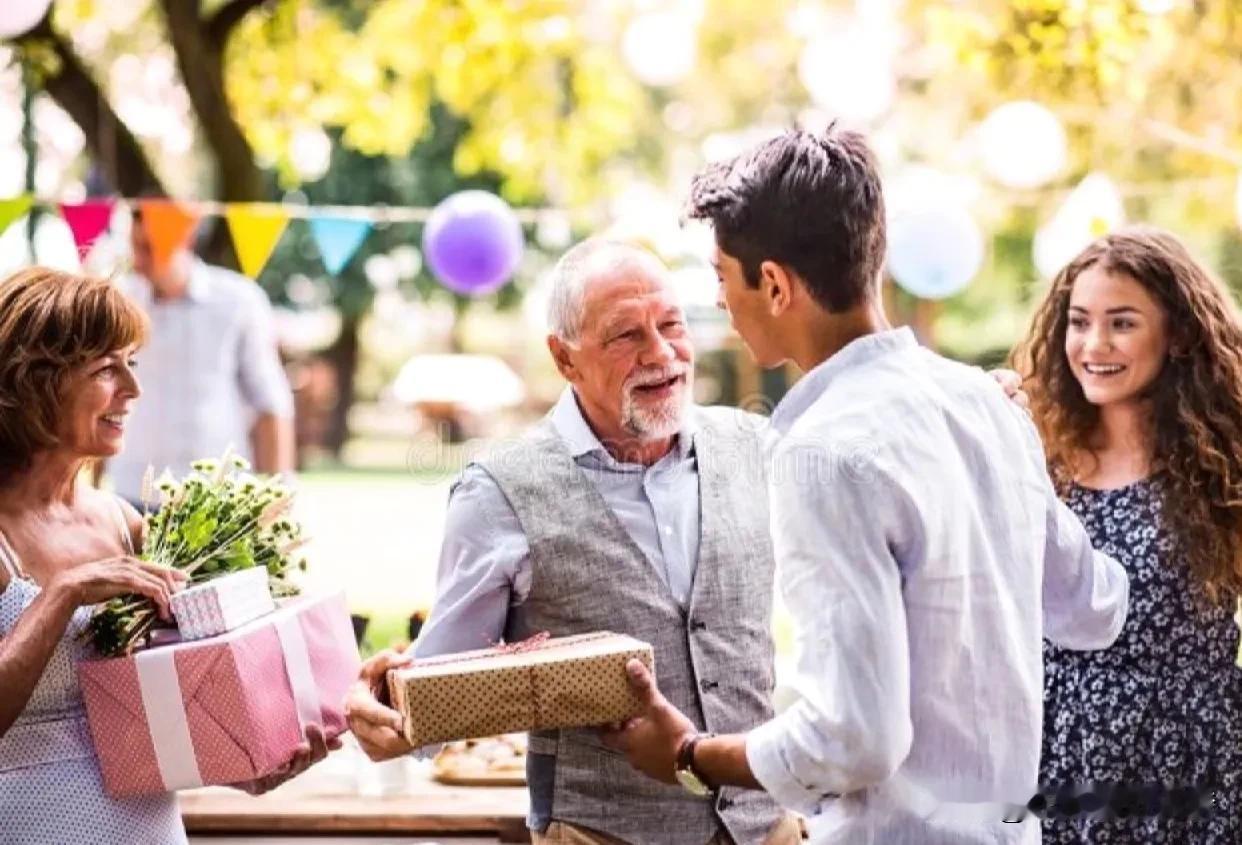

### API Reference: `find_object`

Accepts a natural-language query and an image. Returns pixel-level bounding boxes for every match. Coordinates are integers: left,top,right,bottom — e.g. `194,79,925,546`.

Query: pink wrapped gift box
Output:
78,591,360,797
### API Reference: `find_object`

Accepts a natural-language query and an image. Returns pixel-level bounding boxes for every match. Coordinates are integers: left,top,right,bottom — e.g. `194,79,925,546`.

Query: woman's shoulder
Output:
79,487,144,555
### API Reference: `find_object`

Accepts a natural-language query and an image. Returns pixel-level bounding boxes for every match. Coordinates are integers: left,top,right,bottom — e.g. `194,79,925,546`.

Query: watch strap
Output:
676,732,715,791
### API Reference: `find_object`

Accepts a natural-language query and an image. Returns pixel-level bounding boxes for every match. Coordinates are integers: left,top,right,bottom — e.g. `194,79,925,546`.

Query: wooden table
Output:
180,750,530,842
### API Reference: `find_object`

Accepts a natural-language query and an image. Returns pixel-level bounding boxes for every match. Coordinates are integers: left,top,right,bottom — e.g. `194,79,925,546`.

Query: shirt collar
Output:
549,386,698,463
770,326,918,436
126,258,210,304
184,258,211,302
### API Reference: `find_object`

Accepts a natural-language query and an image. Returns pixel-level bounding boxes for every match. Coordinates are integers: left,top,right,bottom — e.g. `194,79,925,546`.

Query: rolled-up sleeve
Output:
746,443,913,814
236,289,294,418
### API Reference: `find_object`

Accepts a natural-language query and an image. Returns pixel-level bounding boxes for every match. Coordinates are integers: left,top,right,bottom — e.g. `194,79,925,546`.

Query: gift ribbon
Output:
135,646,204,790
133,603,324,790
274,612,322,732
410,630,609,669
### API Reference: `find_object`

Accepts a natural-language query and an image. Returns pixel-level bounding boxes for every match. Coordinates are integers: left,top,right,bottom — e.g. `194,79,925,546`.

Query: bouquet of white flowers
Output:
87,451,306,657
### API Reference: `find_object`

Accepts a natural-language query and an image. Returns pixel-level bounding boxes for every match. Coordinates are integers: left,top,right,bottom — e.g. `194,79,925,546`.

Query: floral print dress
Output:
1041,477,1242,843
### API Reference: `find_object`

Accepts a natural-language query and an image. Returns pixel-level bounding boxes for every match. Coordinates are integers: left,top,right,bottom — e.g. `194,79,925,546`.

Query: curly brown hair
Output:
1012,225,1242,605
0,267,148,483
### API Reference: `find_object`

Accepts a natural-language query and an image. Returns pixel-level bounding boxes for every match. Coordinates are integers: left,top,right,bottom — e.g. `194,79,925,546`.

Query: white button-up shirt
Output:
110,260,294,502
745,328,1129,845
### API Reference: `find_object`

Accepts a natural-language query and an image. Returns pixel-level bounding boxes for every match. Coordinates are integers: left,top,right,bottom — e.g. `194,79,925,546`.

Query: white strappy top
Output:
0,496,186,845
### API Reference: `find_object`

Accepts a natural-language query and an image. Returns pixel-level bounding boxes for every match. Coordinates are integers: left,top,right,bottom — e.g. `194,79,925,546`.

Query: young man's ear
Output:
547,335,579,383
758,260,795,317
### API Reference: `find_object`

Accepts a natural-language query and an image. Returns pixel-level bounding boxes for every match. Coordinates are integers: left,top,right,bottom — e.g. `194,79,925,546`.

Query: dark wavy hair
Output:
1012,225,1242,605
683,124,886,313
0,267,148,483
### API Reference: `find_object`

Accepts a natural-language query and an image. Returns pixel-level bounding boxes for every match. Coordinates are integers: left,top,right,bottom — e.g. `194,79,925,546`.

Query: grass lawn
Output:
297,466,454,654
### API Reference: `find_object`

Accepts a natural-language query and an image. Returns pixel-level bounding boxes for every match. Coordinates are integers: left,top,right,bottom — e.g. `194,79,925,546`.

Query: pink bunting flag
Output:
60,200,117,258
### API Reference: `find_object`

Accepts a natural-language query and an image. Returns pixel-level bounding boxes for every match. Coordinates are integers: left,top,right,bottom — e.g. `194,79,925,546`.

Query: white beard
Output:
621,374,689,439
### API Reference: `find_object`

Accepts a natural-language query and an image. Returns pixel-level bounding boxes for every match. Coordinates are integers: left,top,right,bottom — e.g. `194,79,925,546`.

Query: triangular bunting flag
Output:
308,214,372,275
0,194,34,237
60,199,116,258
138,199,200,272
224,203,291,279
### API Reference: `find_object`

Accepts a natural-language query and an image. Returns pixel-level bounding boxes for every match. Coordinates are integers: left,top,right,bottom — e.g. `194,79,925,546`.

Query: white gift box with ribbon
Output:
170,566,275,640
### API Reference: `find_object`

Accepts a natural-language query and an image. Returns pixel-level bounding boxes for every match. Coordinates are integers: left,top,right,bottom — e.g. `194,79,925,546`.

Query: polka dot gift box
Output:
170,566,276,641
387,631,655,746
78,591,360,797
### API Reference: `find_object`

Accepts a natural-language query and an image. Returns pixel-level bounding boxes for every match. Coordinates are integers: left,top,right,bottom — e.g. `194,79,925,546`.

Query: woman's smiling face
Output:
1064,264,1169,409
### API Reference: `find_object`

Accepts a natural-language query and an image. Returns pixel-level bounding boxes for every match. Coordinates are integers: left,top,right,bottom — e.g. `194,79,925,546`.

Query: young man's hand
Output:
601,659,697,784
989,368,1029,410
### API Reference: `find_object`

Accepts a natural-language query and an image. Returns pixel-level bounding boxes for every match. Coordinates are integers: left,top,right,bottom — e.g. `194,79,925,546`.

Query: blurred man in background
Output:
102,209,295,505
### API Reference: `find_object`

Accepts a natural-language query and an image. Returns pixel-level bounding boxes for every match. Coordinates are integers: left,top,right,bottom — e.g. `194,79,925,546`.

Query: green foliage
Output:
86,452,306,657
225,0,647,205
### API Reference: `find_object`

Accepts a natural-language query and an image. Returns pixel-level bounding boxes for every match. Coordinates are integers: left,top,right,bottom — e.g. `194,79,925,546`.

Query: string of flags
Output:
0,194,552,281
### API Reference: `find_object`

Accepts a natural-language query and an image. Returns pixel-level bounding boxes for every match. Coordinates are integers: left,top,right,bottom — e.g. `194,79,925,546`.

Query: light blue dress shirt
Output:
412,387,702,659
111,260,294,502
743,328,1129,845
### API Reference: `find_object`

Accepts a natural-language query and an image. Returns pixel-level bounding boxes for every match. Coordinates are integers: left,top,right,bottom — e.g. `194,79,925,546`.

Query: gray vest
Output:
478,406,783,845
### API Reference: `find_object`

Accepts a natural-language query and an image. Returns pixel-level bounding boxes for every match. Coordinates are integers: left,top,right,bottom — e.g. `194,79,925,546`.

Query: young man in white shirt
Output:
605,126,1130,844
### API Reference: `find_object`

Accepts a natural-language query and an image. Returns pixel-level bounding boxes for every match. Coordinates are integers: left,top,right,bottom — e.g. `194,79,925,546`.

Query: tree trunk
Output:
158,0,271,268
159,0,265,203
323,314,361,458
14,18,164,196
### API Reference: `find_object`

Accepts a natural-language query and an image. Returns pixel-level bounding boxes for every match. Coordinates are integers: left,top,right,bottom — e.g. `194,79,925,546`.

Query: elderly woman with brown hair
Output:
0,267,326,842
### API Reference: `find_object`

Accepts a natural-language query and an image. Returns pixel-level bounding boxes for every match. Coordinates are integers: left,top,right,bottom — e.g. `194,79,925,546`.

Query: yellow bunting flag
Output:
224,203,290,279
0,194,34,237
138,199,201,273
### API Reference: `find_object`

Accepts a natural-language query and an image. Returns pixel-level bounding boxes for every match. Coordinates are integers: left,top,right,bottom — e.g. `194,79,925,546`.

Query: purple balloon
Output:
422,191,525,296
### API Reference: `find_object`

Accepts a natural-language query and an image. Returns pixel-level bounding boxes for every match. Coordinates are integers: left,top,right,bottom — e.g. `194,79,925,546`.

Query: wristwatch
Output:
674,733,715,797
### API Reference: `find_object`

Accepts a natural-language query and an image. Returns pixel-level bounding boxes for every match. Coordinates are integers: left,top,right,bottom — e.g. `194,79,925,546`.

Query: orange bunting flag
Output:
224,203,290,279
138,199,200,272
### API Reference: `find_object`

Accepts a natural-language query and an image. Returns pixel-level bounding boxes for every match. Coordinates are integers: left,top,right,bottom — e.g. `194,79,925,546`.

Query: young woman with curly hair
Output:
1013,225,1242,844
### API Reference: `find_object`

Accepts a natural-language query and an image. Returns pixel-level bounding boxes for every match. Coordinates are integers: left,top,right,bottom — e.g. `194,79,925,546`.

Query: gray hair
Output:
545,238,667,343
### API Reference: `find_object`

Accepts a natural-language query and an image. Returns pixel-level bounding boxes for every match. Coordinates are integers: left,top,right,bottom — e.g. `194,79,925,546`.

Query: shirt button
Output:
700,679,719,692
663,525,673,536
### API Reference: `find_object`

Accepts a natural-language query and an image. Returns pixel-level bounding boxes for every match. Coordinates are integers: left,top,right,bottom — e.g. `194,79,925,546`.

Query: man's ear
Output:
758,260,795,318
547,335,579,383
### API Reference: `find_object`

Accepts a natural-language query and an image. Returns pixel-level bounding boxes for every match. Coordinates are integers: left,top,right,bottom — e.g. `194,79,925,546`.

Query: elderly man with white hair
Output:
345,238,800,845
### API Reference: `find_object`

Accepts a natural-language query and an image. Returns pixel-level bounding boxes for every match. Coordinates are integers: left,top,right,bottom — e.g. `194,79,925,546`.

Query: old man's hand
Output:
345,648,414,762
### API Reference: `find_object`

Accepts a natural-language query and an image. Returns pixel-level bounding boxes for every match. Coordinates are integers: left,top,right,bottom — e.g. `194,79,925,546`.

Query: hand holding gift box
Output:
79,591,360,797
87,452,307,657
387,631,655,746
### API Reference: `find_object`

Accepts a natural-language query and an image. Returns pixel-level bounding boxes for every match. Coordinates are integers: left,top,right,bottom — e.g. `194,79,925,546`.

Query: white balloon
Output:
887,205,985,300
977,101,1068,190
0,0,53,39
622,12,697,88
290,126,332,182
798,28,895,124
535,211,572,250
1033,172,1125,278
